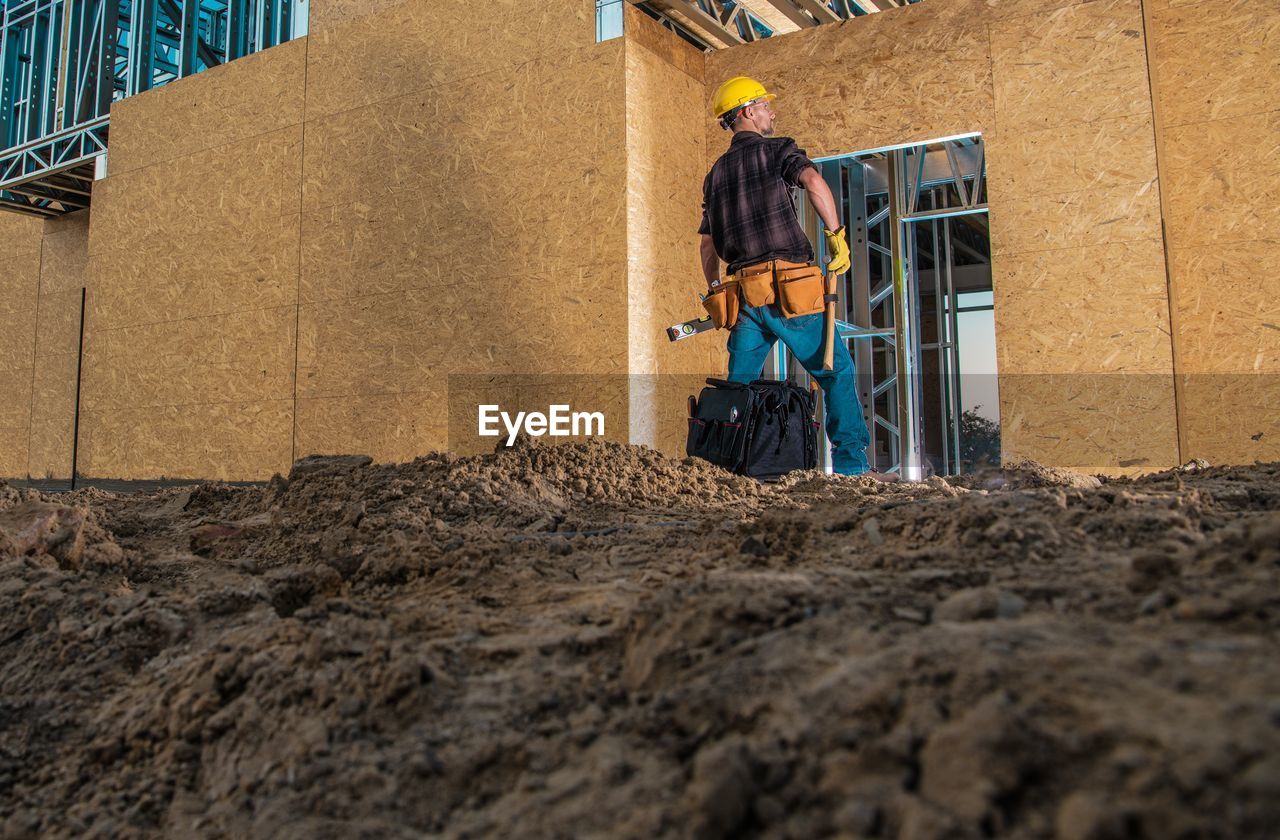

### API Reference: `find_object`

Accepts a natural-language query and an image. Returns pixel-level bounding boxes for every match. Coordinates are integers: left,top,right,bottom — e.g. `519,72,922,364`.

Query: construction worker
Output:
699,76,873,477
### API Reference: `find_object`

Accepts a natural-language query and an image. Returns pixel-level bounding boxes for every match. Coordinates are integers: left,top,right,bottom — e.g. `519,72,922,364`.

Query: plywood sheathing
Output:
706,4,996,160
706,0,1178,471
0,213,44,477
989,0,1177,469
299,43,625,302
308,0,413,32
77,400,294,481
81,306,297,411
27,348,78,479
1147,0,1280,129
1161,111,1280,250
303,0,598,120
624,7,720,455
105,38,307,177
994,240,1172,373
624,3,706,83
1145,0,1280,463
80,41,306,480
295,10,629,466
71,0,633,477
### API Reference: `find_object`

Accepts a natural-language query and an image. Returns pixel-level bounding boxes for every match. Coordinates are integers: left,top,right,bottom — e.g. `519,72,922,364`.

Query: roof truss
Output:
630,0,914,49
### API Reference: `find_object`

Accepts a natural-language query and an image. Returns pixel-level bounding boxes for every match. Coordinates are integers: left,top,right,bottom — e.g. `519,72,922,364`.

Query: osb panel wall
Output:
707,0,1180,472
0,212,44,477
296,0,629,463
623,7,718,457
28,211,90,479
1146,0,1280,463
105,38,307,176
304,0,597,119
79,43,306,480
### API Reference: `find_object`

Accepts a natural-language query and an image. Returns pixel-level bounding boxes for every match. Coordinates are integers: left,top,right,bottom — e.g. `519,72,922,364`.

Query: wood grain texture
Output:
706,8,994,159
1160,109,1280,250
90,215,301,326
309,0,410,31
77,108,304,479
1143,0,1278,466
33,291,82,359
26,413,73,480
999,372,1179,470
1178,373,1280,464
77,400,293,481
0,425,28,479
0,364,33,430
989,180,1161,256
0,312,36,386
990,0,1151,132
88,126,303,257
36,211,90,295
994,239,1173,374
298,264,627,401
288,38,629,469
296,389,448,464
299,42,626,308
986,113,1157,200
30,352,77,423
0,214,42,317
81,306,297,412
106,38,306,176
1170,239,1280,375
625,34,721,455
1148,0,1280,128
304,0,597,119
624,3,705,82
0,249,39,470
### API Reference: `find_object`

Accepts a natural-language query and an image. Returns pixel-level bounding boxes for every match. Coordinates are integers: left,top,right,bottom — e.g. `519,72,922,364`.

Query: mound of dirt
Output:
1,445,1278,838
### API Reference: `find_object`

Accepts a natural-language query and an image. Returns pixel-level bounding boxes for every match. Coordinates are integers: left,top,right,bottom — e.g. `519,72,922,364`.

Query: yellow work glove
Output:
824,227,851,275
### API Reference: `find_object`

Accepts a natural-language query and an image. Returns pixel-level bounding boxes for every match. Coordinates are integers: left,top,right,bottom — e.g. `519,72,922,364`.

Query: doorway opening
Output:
778,133,998,478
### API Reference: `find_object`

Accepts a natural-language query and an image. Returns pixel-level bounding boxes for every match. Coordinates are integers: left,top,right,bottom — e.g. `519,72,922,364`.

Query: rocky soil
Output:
1,442,1278,838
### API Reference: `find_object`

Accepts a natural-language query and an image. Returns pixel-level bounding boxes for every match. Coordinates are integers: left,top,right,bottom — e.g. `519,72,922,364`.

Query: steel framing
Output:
620,0,923,49
1,0,301,217
781,135,990,478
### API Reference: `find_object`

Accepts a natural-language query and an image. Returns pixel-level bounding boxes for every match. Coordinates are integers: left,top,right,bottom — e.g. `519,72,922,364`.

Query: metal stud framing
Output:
619,0,924,49
781,135,990,478
1,0,303,217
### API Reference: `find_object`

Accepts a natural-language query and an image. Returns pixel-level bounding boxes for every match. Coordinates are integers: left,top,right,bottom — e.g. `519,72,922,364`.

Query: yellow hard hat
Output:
711,76,776,120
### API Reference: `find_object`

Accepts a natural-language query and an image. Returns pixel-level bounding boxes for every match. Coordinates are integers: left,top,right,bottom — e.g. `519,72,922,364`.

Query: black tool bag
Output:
686,378,818,480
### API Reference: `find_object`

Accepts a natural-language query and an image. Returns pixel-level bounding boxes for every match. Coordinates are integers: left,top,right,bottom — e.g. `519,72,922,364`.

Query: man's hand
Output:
824,227,851,275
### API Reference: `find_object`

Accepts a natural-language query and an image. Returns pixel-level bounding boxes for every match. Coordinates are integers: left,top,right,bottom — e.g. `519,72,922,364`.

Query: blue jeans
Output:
727,304,871,475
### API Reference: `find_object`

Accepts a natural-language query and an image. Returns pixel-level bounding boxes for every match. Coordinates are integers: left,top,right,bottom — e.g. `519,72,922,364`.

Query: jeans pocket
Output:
785,312,822,330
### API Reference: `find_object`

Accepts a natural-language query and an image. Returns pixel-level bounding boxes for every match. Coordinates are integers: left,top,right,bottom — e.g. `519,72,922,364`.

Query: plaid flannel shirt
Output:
698,131,817,275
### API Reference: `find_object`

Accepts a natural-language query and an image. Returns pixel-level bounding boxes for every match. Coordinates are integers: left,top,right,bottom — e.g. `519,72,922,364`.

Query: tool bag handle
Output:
704,378,748,389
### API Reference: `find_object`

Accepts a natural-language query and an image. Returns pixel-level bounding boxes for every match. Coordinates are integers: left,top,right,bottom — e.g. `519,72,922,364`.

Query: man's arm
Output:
798,166,840,232
700,234,721,289
798,165,851,274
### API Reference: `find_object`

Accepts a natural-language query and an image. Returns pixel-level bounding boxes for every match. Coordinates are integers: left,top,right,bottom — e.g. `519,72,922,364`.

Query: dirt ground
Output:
1,441,1278,839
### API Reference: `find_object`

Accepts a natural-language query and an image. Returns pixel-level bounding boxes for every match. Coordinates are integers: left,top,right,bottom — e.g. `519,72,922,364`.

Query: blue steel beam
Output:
2,0,303,217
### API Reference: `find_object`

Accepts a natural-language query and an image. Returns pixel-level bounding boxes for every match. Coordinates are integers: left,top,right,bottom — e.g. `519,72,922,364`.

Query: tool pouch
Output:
776,264,827,318
702,282,740,330
736,263,777,308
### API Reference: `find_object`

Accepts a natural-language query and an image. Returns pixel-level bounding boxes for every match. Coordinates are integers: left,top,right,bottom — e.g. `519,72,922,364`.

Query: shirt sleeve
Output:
697,172,712,235
777,138,817,188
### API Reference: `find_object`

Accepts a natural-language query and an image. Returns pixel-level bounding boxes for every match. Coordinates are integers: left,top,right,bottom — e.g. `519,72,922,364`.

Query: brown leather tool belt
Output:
702,259,830,330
